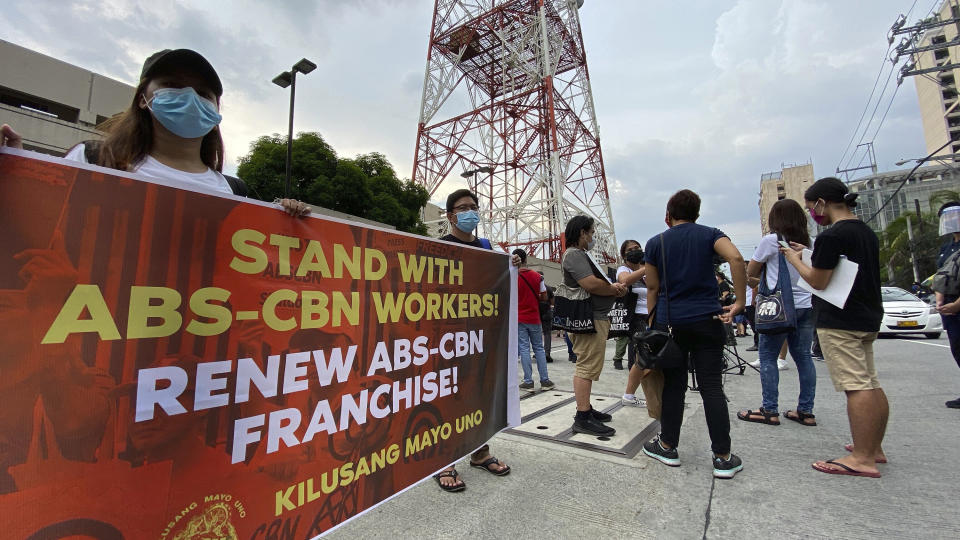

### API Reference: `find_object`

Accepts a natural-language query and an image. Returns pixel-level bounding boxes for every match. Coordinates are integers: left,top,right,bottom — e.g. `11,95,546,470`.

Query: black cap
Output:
140,49,223,97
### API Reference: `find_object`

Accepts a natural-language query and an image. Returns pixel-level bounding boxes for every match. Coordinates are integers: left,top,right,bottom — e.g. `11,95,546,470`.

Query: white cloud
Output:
0,0,929,250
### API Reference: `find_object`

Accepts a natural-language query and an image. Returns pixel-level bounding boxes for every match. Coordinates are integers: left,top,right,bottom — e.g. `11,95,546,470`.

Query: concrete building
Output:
912,1,960,159
758,162,816,233
847,162,960,232
0,39,134,155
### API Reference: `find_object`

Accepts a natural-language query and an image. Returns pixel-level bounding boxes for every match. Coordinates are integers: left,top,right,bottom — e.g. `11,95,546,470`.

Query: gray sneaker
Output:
540,379,555,389
642,437,680,467
712,453,743,479
621,395,645,407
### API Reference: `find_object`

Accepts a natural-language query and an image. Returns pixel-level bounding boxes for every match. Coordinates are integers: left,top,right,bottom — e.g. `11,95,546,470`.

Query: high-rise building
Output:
912,1,960,159
758,163,815,233
0,39,133,155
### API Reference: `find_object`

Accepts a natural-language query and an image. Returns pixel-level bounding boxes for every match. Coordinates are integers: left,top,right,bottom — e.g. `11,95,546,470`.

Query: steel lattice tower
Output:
412,0,616,262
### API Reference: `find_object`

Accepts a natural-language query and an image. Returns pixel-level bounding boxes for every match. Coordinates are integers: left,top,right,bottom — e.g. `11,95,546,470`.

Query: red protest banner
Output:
0,149,519,538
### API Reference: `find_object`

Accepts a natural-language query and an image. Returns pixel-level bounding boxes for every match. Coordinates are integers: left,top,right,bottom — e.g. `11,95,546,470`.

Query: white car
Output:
879,287,942,338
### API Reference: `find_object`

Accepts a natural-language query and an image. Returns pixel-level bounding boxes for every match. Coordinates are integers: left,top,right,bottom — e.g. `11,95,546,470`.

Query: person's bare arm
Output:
617,266,646,286
714,237,745,321
746,259,763,288
781,243,833,290
644,262,659,323
576,275,626,297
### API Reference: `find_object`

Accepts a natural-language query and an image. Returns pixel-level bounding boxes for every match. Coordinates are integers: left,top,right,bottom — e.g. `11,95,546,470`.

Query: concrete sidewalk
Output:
328,334,960,539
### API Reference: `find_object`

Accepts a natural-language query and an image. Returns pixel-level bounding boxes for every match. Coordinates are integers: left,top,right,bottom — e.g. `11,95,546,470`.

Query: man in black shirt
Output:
783,177,887,478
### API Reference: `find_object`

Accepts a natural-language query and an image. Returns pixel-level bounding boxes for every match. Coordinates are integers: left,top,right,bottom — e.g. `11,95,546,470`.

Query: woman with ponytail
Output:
781,177,888,478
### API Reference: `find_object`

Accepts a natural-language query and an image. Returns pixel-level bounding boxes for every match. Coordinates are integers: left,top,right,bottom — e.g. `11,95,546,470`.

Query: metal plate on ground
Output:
506,389,659,458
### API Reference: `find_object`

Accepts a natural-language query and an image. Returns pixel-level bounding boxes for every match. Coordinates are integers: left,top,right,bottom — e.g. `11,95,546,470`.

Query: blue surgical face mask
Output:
455,209,480,233
586,239,596,250
147,87,222,139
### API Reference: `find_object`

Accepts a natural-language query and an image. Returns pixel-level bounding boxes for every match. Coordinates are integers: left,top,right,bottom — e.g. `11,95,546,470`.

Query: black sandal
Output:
784,410,817,426
737,408,780,425
433,468,465,492
470,456,511,476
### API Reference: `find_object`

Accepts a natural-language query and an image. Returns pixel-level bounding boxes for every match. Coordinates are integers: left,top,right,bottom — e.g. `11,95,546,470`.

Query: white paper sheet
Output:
796,249,859,309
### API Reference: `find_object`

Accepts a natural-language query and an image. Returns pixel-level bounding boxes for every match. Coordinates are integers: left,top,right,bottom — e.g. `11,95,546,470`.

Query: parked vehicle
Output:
879,287,942,338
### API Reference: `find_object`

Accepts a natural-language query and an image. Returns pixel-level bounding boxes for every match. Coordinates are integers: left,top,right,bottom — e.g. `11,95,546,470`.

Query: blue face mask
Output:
455,210,480,233
147,87,222,139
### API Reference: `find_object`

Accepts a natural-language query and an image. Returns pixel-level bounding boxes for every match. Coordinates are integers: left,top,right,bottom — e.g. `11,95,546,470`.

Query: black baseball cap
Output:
140,49,223,97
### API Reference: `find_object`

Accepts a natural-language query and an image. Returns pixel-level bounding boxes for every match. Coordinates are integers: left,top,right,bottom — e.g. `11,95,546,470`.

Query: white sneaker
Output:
777,358,789,371
748,359,760,369
622,395,646,407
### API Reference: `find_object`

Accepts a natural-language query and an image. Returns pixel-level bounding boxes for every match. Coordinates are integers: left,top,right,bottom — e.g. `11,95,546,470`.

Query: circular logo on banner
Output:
161,494,244,540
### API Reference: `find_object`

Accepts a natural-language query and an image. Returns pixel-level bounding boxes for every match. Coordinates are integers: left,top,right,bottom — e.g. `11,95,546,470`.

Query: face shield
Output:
940,206,960,236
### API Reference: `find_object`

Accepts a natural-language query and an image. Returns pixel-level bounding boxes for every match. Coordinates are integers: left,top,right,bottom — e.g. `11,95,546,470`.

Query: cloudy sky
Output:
0,0,933,254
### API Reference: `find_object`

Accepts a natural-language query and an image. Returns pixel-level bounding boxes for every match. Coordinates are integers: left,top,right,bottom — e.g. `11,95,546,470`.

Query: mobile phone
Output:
778,240,791,249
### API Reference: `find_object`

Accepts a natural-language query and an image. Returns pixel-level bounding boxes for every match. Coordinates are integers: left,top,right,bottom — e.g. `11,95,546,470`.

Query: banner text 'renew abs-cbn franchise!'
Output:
0,149,517,538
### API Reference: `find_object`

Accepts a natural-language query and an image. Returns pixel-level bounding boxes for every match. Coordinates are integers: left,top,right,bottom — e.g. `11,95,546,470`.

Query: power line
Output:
836,1,923,175
835,47,894,170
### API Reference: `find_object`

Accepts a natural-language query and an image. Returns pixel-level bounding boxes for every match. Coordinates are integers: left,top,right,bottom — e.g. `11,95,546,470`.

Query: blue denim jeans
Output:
519,322,549,383
757,307,816,413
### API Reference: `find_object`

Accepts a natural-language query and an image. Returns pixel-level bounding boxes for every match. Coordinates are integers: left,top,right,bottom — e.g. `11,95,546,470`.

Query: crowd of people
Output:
3,47,958,496
504,174,960,483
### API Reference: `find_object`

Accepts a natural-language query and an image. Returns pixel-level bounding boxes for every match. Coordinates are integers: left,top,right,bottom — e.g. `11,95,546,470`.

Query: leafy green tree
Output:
237,133,428,234
879,212,941,288
929,189,960,212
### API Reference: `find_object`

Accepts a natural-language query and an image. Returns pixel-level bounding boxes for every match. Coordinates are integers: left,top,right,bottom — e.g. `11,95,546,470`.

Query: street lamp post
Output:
272,58,317,199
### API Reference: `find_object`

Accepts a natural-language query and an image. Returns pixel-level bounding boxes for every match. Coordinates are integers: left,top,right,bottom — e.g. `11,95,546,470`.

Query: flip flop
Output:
784,410,817,427
736,408,780,425
844,443,888,463
470,456,511,476
812,459,881,478
433,468,466,492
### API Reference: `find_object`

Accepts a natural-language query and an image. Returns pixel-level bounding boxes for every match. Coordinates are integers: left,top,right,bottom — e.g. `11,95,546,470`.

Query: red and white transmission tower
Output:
412,0,616,262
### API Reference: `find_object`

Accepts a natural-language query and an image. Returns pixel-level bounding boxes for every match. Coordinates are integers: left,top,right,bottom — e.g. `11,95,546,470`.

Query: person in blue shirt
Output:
640,189,747,479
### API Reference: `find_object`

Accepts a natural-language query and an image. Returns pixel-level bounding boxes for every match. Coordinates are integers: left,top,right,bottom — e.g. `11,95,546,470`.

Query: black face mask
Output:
625,249,644,264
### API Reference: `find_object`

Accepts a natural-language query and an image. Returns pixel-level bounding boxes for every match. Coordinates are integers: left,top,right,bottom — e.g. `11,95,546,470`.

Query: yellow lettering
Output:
127,286,182,339
333,244,361,279
296,240,331,278
186,287,232,336
372,292,404,324
397,253,427,283
301,291,329,329
263,289,297,331
364,248,387,280
41,284,120,344
403,292,425,322
269,234,300,276
332,291,360,327
229,229,268,274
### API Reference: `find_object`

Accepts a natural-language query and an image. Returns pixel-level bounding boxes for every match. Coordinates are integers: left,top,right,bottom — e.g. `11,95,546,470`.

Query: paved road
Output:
328,333,960,539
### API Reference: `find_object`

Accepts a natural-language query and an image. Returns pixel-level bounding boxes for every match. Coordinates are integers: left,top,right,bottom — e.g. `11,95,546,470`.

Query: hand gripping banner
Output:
0,148,520,538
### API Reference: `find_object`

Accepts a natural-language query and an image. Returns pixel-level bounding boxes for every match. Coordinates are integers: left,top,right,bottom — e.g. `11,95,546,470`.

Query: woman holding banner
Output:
1,49,308,217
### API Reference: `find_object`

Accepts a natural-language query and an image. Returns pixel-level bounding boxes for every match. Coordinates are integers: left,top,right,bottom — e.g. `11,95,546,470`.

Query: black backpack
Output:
80,140,248,196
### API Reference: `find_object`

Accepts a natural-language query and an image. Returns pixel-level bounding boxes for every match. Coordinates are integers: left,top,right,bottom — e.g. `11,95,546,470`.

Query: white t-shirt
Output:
617,265,649,315
750,233,813,308
64,143,233,195
745,286,754,306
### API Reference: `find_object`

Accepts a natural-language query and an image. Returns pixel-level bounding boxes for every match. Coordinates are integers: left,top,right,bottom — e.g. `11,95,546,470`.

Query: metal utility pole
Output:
907,216,920,282
837,142,878,180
